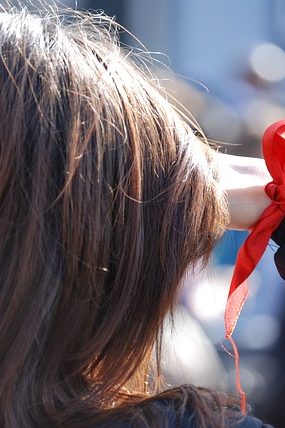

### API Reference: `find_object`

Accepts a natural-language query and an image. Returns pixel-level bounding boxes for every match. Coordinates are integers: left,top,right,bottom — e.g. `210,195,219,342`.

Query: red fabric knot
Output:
225,119,285,338
265,182,285,212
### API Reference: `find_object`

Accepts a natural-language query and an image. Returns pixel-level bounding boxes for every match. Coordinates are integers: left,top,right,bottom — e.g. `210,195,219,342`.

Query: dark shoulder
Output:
176,405,274,428
237,415,274,428
111,411,274,428
110,401,275,428
96,394,275,428
148,403,274,428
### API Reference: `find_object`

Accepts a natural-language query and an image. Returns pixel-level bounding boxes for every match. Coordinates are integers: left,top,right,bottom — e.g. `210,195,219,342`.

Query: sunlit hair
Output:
0,4,232,427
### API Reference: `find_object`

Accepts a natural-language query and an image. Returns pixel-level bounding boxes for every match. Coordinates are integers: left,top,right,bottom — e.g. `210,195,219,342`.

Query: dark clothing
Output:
237,416,273,428
119,415,273,428
116,414,273,427
271,217,285,278
108,401,275,428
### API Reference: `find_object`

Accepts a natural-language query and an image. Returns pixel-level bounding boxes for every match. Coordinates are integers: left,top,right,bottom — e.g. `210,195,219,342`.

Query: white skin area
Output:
218,154,272,231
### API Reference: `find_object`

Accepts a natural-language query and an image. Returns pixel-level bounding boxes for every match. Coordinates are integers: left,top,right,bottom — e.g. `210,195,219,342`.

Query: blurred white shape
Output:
240,314,280,350
243,97,285,137
191,275,228,320
189,266,233,321
162,305,226,389
182,265,262,345
249,43,285,82
189,266,260,322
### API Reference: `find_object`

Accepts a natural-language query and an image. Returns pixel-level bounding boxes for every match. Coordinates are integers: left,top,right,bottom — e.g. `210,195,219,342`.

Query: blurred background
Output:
11,1,285,426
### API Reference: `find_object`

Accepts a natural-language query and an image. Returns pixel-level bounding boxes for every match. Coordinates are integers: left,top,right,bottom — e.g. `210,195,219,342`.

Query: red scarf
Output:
225,120,285,412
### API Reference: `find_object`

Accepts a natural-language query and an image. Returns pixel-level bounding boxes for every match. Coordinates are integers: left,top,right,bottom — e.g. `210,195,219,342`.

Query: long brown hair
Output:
0,4,233,427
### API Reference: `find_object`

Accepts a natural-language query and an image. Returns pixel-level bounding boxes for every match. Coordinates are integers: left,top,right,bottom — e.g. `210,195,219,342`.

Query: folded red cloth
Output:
224,120,285,414
225,120,285,338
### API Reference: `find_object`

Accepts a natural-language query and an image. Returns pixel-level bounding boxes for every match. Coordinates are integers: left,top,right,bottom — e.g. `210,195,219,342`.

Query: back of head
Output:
0,4,228,427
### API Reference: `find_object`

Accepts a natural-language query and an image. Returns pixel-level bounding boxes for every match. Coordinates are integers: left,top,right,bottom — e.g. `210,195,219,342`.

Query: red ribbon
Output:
225,120,285,338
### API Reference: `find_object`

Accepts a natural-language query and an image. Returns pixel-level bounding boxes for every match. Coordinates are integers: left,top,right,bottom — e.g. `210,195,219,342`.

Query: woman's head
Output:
0,6,228,426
